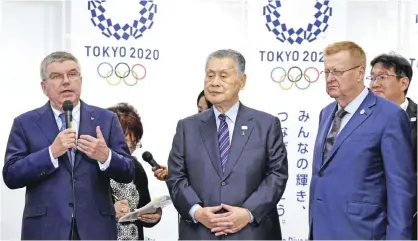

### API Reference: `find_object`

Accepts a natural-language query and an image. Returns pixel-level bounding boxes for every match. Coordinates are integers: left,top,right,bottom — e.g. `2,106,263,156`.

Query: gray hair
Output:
40,51,80,81
205,49,246,75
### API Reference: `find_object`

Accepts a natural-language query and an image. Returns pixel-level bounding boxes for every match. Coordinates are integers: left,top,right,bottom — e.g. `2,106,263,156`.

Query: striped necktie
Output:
218,114,230,172
323,108,348,162
59,113,75,167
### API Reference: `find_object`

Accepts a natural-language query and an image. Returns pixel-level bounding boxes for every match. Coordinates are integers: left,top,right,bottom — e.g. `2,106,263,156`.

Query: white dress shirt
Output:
48,102,111,170
400,98,409,112
333,87,369,135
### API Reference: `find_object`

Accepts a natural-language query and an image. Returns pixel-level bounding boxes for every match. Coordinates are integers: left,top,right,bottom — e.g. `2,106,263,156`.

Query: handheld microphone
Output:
141,151,161,169
62,100,76,240
62,100,73,129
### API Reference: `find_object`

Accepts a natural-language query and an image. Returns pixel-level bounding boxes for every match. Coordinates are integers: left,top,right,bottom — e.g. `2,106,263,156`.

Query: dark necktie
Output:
218,114,230,172
323,108,348,162
59,113,75,167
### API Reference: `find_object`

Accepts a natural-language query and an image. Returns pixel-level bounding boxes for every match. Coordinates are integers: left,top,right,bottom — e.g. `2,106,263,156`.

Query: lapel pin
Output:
241,126,248,136
91,117,94,121
411,117,416,122
360,109,365,115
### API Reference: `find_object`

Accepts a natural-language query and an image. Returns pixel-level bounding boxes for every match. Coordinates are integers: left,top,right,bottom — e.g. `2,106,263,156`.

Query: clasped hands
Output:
194,204,251,236
51,126,109,163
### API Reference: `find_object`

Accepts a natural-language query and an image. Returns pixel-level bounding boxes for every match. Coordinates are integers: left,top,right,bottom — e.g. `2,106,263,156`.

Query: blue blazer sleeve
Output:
104,113,135,183
382,108,416,239
166,120,202,219
242,117,289,223
3,117,57,189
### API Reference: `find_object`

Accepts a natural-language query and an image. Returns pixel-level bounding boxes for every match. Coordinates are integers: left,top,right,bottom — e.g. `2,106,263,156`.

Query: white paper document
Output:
118,195,172,223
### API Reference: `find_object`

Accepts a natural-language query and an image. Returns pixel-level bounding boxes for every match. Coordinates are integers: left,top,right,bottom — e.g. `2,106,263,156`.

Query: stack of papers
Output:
118,195,172,223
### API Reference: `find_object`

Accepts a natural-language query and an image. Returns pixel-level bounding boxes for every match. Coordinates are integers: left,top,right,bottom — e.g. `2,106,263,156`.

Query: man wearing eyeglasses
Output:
309,41,415,240
369,53,417,240
3,51,135,240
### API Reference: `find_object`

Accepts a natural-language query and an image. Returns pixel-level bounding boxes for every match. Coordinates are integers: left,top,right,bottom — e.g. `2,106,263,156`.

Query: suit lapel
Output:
199,109,223,178
222,104,253,180
406,98,417,131
320,92,376,172
316,103,337,171
74,101,96,170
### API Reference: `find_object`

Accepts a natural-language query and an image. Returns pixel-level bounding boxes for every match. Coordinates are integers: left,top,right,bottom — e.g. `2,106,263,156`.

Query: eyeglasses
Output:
321,65,361,78
128,141,142,150
48,71,81,82
366,74,402,82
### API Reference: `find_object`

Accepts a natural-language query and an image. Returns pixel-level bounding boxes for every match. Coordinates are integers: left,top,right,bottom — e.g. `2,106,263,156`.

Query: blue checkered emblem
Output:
88,0,157,40
263,0,332,44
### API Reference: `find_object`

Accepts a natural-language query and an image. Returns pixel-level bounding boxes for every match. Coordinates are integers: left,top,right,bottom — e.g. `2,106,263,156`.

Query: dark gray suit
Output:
166,103,288,240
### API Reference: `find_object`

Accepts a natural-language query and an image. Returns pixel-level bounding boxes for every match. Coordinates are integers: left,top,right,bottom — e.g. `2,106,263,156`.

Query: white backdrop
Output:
0,0,417,240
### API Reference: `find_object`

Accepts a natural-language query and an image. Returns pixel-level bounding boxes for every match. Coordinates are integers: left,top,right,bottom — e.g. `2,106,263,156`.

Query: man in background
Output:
369,53,417,239
3,51,134,240
309,41,415,239
166,49,288,239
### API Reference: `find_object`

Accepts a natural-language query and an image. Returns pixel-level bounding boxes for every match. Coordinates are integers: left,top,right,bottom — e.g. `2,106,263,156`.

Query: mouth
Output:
61,90,73,94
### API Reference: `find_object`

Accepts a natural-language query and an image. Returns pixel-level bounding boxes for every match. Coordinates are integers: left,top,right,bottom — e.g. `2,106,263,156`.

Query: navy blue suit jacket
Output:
309,91,416,239
3,101,135,240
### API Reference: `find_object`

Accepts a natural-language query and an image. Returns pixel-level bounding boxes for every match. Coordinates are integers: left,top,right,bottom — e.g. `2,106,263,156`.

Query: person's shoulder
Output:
82,102,117,118
240,104,277,124
14,103,49,123
374,95,404,115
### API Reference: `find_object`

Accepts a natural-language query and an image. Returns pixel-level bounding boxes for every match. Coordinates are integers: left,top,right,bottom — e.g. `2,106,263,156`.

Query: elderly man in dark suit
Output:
369,53,417,239
166,49,288,240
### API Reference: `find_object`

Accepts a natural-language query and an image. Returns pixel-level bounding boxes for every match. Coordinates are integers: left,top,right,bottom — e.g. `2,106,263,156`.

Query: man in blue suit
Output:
3,51,135,240
309,41,416,239
166,49,288,240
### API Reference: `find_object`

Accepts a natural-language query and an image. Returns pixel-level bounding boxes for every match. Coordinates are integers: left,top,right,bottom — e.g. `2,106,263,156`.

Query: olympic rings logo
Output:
270,66,320,90
97,62,147,86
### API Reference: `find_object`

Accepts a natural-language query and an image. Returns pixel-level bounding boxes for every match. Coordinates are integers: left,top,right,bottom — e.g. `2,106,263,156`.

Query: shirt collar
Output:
50,101,81,123
400,98,409,111
338,87,369,114
213,101,240,123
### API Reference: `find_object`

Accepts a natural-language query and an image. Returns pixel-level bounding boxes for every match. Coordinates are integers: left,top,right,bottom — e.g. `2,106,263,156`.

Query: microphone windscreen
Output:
142,151,153,162
63,100,74,112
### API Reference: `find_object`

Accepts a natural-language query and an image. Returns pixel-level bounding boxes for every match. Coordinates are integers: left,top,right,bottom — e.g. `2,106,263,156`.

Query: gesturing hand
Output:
50,129,77,159
77,126,109,163
210,204,251,236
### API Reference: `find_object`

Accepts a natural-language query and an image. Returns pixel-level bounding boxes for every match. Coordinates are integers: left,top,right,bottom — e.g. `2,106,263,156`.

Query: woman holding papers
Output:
108,103,162,240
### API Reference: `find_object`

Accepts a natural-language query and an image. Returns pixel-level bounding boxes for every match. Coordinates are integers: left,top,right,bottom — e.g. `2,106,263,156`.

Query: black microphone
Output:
141,151,161,169
62,100,76,240
62,100,73,129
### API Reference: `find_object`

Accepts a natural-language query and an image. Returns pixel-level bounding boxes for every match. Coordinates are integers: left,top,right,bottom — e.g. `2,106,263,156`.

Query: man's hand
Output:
195,205,232,230
210,204,251,236
152,166,168,181
138,208,162,223
114,200,130,219
51,129,77,159
77,126,109,163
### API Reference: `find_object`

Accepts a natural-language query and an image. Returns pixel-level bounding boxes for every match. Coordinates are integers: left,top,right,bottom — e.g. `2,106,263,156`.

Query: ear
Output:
400,77,410,92
358,66,365,82
40,81,48,96
239,74,247,90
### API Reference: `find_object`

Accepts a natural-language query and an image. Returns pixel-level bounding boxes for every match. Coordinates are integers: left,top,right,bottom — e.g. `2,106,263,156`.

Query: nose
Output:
326,74,336,84
62,74,71,84
210,75,221,86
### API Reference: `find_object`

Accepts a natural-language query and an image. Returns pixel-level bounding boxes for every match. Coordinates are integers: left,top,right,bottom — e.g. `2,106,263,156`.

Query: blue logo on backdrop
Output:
263,0,332,44
88,0,157,40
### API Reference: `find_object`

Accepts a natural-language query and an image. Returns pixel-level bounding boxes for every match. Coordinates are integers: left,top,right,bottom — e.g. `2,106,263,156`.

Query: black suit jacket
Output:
406,97,417,240
113,156,160,240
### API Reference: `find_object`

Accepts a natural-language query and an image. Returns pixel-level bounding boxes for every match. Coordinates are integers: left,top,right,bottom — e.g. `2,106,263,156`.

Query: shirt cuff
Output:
98,148,112,171
247,209,254,223
49,146,59,168
189,204,202,223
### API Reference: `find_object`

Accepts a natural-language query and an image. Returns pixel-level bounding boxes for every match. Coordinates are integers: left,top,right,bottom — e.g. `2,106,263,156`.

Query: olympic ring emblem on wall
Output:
270,66,320,90
88,0,157,40
97,62,147,86
263,0,332,44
